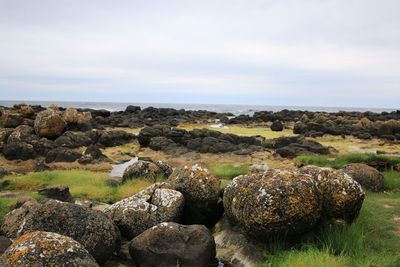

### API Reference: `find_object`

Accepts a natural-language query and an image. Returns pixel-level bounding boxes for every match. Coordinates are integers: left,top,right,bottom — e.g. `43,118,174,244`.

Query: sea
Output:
0,100,397,116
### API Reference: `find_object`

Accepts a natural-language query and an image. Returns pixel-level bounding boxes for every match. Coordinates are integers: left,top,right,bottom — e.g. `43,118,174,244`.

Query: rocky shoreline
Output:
0,103,398,266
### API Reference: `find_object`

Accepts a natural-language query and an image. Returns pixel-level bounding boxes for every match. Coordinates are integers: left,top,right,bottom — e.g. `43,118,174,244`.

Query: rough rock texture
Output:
45,147,82,163
129,222,216,267
38,184,74,203
3,142,36,160
167,164,222,226
0,236,12,255
0,111,24,128
342,163,385,192
0,231,99,267
1,200,120,264
223,169,322,239
214,216,267,267
34,108,67,139
122,160,171,183
54,131,93,148
96,130,136,147
104,183,184,239
10,196,37,210
299,166,365,222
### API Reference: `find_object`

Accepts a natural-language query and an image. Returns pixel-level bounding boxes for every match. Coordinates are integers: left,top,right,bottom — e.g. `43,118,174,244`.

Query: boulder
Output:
104,183,184,239
149,136,176,151
122,160,170,183
168,164,222,226
45,147,82,163
129,222,216,267
300,166,365,222
38,184,74,203
10,196,37,210
34,108,67,139
125,105,141,114
223,169,322,239
63,108,92,124
0,231,98,267
97,130,136,147
3,142,36,160
270,120,284,131
0,111,24,128
1,199,120,263
54,131,93,148
342,163,385,192
6,125,37,144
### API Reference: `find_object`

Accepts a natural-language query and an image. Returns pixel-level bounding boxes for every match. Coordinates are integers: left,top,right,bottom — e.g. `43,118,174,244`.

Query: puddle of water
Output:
210,124,229,129
110,157,138,177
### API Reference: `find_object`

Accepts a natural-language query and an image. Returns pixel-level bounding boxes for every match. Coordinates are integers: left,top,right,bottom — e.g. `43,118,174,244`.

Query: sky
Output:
0,0,399,108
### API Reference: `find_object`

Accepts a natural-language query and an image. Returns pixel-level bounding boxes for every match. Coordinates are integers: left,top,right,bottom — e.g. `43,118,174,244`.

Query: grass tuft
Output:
207,164,250,180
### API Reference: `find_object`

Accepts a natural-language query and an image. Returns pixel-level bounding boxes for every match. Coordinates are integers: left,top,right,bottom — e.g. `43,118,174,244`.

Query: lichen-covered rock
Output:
34,107,67,139
104,183,184,239
10,196,37,210
0,231,99,267
63,108,92,124
122,160,170,183
223,169,322,238
167,164,222,226
299,166,364,222
1,200,120,264
129,222,216,267
45,147,82,163
341,163,385,192
0,111,24,128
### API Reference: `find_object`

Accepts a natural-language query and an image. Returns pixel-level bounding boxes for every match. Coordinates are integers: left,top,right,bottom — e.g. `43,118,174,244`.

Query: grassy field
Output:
0,170,155,223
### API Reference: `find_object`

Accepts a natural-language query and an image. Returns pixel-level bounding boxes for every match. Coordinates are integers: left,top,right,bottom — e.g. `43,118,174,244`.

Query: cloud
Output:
0,0,399,108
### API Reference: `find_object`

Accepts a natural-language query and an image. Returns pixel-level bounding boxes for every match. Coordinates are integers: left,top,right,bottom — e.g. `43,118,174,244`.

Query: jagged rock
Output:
342,163,385,192
129,222,216,267
38,184,74,203
34,107,67,139
0,231,99,267
122,160,171,183
3,142,36,160
168,164,222,226
223,169,322,239
45,147,82,163
1,199,120,264
104,183,184,239
0,236,12,255
299,166,365,222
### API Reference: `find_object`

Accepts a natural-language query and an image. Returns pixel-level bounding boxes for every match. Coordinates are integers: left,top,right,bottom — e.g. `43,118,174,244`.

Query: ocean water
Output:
0,100,397,116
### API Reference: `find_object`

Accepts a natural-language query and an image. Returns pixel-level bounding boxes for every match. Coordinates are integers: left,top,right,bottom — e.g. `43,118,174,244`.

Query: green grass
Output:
0,192,44,224
383,171,400,192
3,170,154,204
207,164,250,180
296,153,400,170
259,191,400,267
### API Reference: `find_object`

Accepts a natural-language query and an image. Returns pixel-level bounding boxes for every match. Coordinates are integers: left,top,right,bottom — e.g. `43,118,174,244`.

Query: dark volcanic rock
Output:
270,120,284,131
342,163,385,192
104,183,184,239
3,142,36,160
0,231,99,267
0,236,12,255
97,130,136,147
1,199,120,264
168,164,222,226
54,131,93,148
38,184,74,203
45,147,82,163
122,160,172,183
129,222,216,267
125,105,141,114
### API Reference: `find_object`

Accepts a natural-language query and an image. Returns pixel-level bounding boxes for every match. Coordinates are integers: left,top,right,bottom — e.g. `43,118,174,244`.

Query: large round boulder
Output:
129,222,216,267
223,169,322,239
0,231,98,267
34,107,67,139
341,163,385,192
104,183,184,239
270,120,284,131
167,164,222,226
299,166,365,222
1,199,120,264
122,160,171,183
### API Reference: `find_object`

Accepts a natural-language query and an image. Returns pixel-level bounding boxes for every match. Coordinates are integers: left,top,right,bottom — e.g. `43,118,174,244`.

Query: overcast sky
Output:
0,0,399,108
